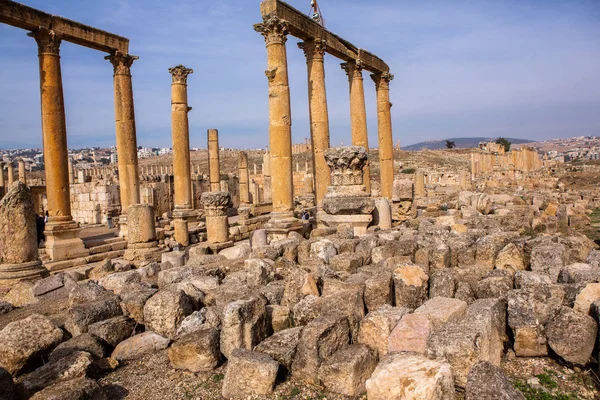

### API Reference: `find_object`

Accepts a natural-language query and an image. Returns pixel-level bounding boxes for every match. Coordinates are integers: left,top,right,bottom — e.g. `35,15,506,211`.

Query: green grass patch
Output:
514,380,578,400
401,168,416,174
212,373,224,383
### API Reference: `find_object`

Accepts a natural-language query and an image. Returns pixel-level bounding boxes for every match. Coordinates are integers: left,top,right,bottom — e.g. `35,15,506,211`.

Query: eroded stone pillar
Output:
7,162,14,186
415,171,425,197
29,28,87,261
106,51,141,236
201,191,231,244
371,72,394,199
0,162,5,198
68,158,74,184
17,159,26,185
238,151,250,205
263,150,272,202
299,39,330,207
255,16,298,231
342,60,371,194
208,129,221,192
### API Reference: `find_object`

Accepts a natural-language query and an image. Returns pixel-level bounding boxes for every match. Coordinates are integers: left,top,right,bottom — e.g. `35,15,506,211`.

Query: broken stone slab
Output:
64,295,123,337
32,273,78,301
388,313,432,354
318,344,377,397
546,306,597,366
68,281,114,307
168,327,221,372
0,314,64,375
29,377,107,400
365,352,455,400
220,296,269,359
119,288,158,324
357,305,409,358
3,280,38,307
48,333,106,362
393,265,429,310
221,349,279,399
465,361,525,400
143,290,193,340
111,332,170,362
530,243,568,283
87,316,136,348
414,297,468,330
559,263,600,284
254,326,303,371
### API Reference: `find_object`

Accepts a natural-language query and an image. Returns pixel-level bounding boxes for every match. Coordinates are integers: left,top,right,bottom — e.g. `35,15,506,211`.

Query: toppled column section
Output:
201,191,232,245
319,146,374,236
0,182,48,283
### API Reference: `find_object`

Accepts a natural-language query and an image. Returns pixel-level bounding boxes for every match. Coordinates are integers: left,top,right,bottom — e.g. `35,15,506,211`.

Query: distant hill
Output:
403,137,532,151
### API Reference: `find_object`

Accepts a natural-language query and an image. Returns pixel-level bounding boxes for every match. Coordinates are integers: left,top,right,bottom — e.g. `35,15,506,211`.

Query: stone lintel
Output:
259,0,389,73
1,2,129,53
199,240,234,254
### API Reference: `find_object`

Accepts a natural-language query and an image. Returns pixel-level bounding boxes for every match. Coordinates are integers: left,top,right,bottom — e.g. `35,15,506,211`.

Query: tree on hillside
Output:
445,140,456,149
496,137,511,152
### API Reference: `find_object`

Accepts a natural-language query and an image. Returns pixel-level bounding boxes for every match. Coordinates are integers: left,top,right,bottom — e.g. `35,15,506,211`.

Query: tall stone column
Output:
0,162,5,198
17,159,26,185
238,151,250,205
298,39,330,207
263,150,272,202
208,129,221,192
106,51,140,236
7,162,14,186
68,158,74,184
255,16,298,232
169,65,194,246
342,60,371,194
371,72,395,199
29,28,87,261
414,171,425,197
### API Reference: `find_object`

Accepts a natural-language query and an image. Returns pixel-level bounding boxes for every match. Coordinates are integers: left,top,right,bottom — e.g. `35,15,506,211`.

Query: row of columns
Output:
255,16,395,220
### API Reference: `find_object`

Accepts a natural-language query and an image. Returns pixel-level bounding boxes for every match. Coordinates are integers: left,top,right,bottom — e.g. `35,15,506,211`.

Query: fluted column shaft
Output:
29,28,71,223
299,39,330,207
106,52,140,215
342,60,370,194
208,129,221,192
372,72,394,199
255,16,294,214
169,65,194,211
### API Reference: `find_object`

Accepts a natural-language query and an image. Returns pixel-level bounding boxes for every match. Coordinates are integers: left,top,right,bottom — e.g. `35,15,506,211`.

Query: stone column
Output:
298,39,330,207
255,16,297,228
17,159,26,185
207,129,221,192
29,28,87,261
169,65,194,246
7,162,14,186
0,162,5,198
68,158,74,184
414,171,425,197
263,150,272,202
238,151,250,205
342,60,371,194
201,192,231,244
371,72,394,199
106,51,141,236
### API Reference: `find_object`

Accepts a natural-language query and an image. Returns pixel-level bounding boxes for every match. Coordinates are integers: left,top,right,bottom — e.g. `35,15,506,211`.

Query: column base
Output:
0,260,48,284
124,241,163,263
265,212,303,242
173,209,194,247
44,221,89,262
317,213,373,237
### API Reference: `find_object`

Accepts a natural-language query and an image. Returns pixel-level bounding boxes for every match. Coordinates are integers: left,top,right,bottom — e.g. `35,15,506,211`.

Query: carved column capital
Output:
371,71,394,89
254,15,289,46
298,38,326,61
28,27,61,55
325,146,369,186
201,191,232,217
169,65,194,84
105,51,139,76
341,60,364,80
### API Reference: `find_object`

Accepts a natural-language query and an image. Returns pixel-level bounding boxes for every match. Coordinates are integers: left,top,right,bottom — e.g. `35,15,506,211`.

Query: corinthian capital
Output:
370,71,394,88
340,60,364,80
169,65,194,84
105,51,139,76
28,27,61,55
298,38,326,61
254,15,289,46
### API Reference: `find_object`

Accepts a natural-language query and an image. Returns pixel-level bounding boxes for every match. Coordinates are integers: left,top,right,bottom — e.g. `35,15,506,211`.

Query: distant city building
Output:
159,148,172,155
138,147,154,158
110,153,118,164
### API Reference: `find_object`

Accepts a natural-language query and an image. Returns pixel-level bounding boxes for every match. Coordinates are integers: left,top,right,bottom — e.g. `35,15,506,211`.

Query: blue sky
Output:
1,0,599,150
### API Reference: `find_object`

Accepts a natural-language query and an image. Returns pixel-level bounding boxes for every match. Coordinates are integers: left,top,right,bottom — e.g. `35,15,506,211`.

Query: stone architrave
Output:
17,159,26,185
371,72,394,199
7,162,14,186
201,192,232,244
0,182,48,282
29,28,87,261
341,60,371,194
298,39,331,207
254,16,300,233
169,65,194,246
208,129,221,192
106,51,141,237
319,146,375,236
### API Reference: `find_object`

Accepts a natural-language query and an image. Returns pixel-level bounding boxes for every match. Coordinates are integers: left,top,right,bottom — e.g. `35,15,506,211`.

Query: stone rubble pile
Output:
0,189,599,399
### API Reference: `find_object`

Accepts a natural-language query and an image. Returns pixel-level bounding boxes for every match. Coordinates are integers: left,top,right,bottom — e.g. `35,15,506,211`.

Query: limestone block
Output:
0,314,64,375
143,290,193,340
282,269,319,309
310,239,337,263
119,288,157,324
365,352,455,400
414,297,468,329
127,204,157,244
495,242,525,275
559,263,600,284
254,326,303,371
476,270,513,300
393,265,429,310
574,282,600,315
465,361,526,400
220,296,269,358
87,316,136,348
318,344,377,397
0,182,39,265
222,349,279,398
429,270,456,298
268,305,291,332
546,306,596,366
357,305,409,357
364,270,393,311
29,377,107,400
64,296,123,336
111,332,170,361
530,243,568,283
388,313,432,354
168,327,221,372
48,333,106,362
392,178,413,201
